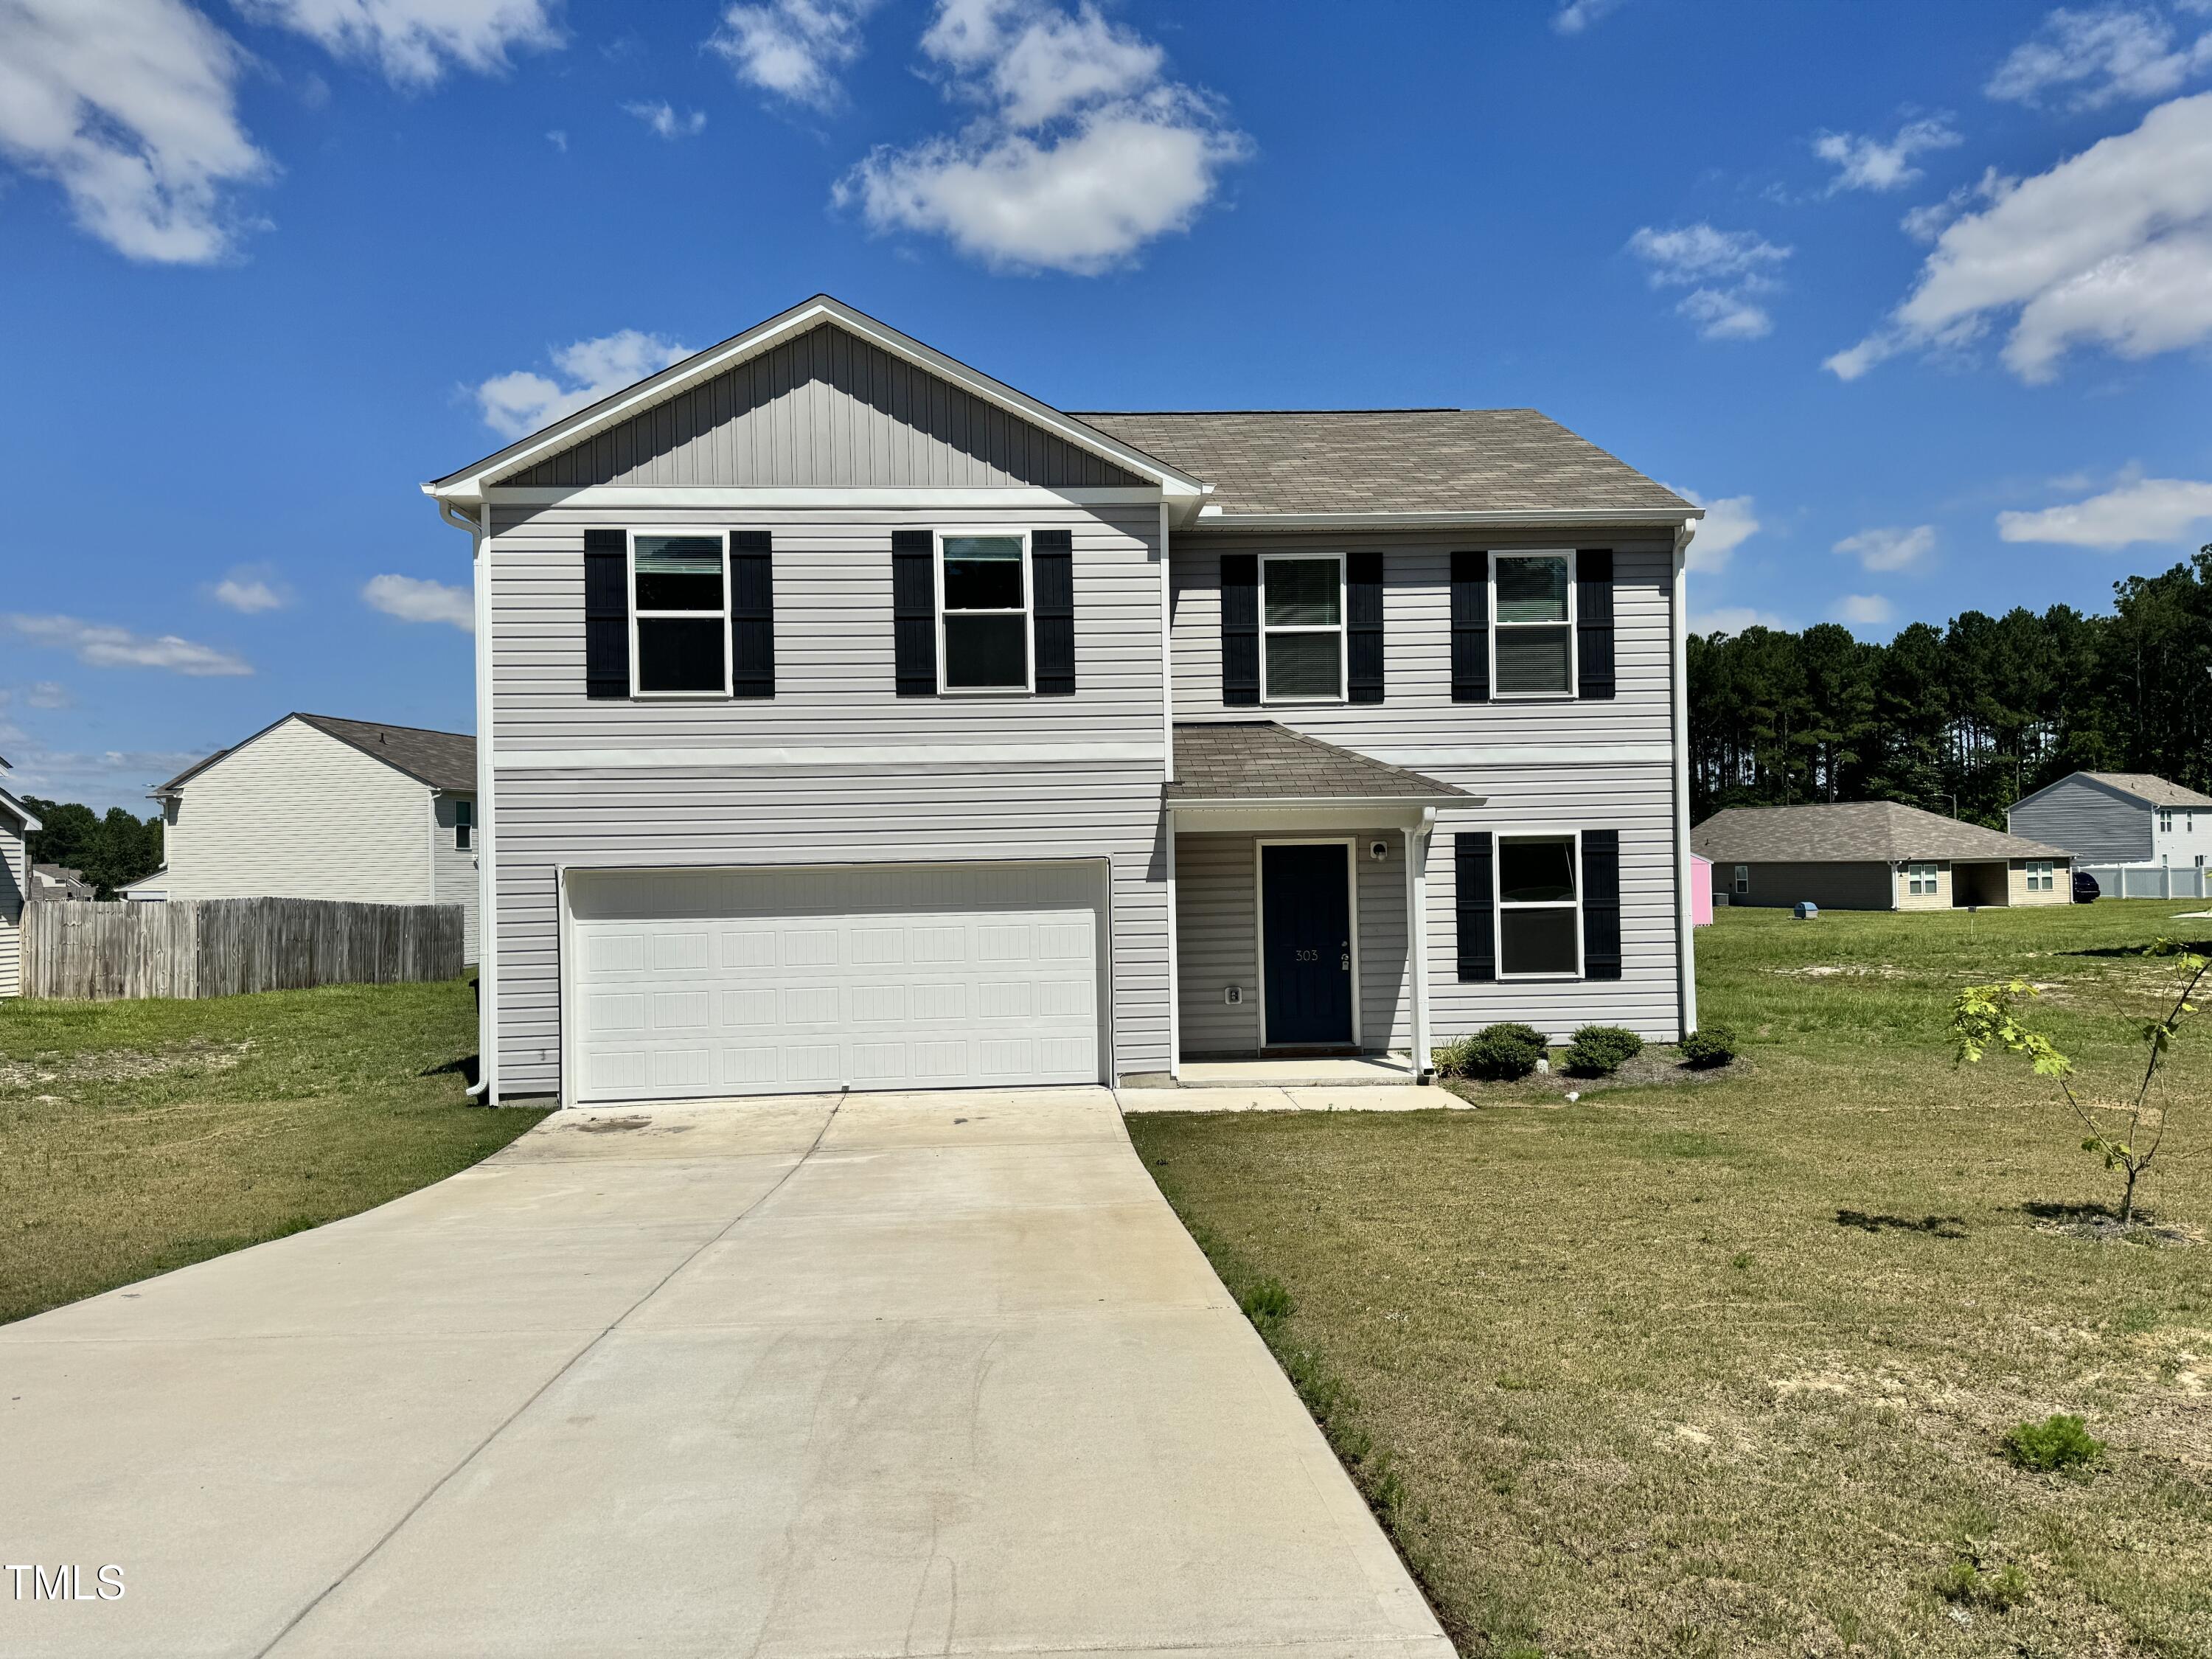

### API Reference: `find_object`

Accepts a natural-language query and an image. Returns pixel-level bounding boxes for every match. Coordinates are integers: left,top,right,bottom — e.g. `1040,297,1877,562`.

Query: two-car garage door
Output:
568,861,1104,1104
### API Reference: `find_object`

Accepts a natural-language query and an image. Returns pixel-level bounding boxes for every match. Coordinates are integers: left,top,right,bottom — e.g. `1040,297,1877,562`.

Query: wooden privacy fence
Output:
23,898,465,1001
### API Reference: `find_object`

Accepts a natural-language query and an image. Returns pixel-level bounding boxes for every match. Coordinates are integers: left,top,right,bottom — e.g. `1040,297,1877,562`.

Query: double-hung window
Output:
454,799,473,852
2025,860,2053,892
1906,861,1939,896
938,532,1031,692
1260,554,1345,702
631,534,728,696
1497,834,1581,976
1733,864,1750,895
2160,808,2175,833
1492,552,1575,698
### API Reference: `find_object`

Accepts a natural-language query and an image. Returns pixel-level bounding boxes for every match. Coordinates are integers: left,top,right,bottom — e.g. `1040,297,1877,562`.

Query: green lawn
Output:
1130,900,2212,1659
0,978,548,1326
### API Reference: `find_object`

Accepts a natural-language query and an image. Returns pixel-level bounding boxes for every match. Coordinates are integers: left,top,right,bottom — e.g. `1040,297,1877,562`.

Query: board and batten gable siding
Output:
482,499,1171,1098
2008,776,2150,864
0,815,24,998
431,794,480,962
498,323,1146,492
1169,531,1677,750
1175,827,1412,1057
164,720,434,909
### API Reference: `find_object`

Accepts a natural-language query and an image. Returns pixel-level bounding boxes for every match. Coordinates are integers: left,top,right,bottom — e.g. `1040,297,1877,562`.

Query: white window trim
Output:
629,529,731,700
1905,860,1940,897
1489,549,1578,700
936,527,1033,697
454,799,473,852
1259,551,1348,706
2025,859,2053,891
1495,828,1584,981
1251,836,1363,1049
1733,864,1749,894
2160,808,2174,833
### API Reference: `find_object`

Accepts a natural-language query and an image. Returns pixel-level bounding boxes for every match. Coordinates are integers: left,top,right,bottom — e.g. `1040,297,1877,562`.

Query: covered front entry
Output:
1259,841,1356,1048
566,860,1105,1103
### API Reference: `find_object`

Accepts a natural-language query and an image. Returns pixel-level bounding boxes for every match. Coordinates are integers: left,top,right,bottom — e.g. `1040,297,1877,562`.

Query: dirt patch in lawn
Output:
0,1040,252,1091
1441,1047,1745,1103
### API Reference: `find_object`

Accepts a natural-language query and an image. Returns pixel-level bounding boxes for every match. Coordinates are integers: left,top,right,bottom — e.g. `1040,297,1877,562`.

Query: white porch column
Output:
1405,807,1434,1081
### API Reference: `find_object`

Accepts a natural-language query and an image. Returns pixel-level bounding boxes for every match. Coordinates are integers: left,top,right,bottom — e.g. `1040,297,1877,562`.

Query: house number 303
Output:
1294,948,1318,962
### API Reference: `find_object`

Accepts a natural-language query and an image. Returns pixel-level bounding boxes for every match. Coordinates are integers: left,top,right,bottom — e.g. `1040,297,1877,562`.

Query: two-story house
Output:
2008,770,2212,898
425,296,1702,1107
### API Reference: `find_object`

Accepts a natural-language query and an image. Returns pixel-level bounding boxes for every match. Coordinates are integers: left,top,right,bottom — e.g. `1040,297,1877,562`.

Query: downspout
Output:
1672,518,1699,1039
1160,500,1180,1080
440,498,495,1102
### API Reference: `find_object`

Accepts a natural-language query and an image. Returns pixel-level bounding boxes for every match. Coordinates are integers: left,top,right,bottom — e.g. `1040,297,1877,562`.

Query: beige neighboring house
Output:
0,757,40,998
1694,801,2073,912
31,864,95,901
150,714,479,961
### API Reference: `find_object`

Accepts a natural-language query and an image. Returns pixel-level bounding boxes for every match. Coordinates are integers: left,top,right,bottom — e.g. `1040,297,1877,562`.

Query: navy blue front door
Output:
1261,843,1353,1046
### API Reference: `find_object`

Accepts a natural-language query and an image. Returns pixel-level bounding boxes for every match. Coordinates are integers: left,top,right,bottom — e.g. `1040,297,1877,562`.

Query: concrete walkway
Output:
1,1088,1449,1659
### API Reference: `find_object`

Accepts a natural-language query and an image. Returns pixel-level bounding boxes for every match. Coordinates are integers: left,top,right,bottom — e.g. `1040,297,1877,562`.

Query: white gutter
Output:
439,498,495,1102
1672,518,1699,1039
1192,507,1705,531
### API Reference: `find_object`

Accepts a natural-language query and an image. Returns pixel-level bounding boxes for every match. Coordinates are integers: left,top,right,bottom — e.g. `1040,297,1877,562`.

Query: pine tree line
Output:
1690,548,2212,826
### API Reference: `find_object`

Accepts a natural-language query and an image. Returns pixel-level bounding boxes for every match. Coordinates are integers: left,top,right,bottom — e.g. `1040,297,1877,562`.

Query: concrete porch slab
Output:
1172,1055,1418,1088
1120,1083,1473,1115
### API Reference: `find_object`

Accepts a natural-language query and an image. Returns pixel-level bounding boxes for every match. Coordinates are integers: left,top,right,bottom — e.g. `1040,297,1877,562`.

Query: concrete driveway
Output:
1,1088,1450,1659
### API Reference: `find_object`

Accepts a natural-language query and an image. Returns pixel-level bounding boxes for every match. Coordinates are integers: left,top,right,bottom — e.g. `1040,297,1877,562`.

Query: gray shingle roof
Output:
1167,721,1472,804
156,714,476,796
1072,409,1692,518
1692,801,2072,864
2079,772,2212,809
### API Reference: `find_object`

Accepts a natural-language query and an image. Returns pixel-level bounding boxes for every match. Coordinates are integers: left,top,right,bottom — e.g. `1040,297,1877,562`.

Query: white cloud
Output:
363,574,474,630
1667,487,1761,574
1832,594,1896,626
1988,5,2212,110
473,329,692,439
1691,605,1793,636
1553,0,1627,33
0,740,209,810
1833,524,1936,571
1900,166,2014,243
624,100,706,139
709,0,880,111
1827,91,2212,382
837,0,1249,275
235,0,561,89
209,565,291,613
5,613,251,675
23,681,71,709
1812,116,1962,193
0,0,271,264
1996,476,2212,546
1627,223,1791,341
545,128,566,151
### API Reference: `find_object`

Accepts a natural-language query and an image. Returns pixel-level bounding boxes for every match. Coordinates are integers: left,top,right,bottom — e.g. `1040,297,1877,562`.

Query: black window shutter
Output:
1220,552,1259,706
1032,529,1074,696
1582,829,1622,980
1455,831,1495,982
1576,549,1616,700
730,531,774,699
1347,552,1384,703
891,529,936,697
583,528,629,700
1450,552,1489,703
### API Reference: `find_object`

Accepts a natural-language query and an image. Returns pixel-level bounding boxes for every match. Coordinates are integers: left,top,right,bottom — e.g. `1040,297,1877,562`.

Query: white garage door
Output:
568,861,1104,1103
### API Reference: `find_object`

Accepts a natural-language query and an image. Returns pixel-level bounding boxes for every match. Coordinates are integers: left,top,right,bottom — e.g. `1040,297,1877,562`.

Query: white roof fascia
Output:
0,786,41,833
423,296,1207,507
1192,507,1703,529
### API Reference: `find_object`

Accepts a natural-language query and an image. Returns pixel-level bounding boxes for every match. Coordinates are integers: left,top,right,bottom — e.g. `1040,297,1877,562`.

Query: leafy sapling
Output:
1950,939,2208,1225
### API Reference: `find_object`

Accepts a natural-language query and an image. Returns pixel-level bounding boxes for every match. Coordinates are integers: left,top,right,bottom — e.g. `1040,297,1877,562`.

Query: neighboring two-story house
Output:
425,296,1702,1107
0,757,37,1000
2008,771,2212,897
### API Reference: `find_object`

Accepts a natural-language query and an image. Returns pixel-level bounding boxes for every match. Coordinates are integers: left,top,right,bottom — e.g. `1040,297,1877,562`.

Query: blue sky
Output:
3,0,2210,810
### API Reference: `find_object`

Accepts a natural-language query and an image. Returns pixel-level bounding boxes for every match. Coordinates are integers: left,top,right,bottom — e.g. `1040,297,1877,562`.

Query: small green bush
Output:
1438,1022,1550,1081
1937,1557,2028,1610
1240,1276,1295,1334
1679,1023,1739,1068
1564,1025,1644,1076
2003,1413,2104,1472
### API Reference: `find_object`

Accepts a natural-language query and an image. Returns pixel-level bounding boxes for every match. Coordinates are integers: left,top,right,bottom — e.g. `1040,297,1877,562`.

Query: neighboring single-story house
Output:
150,714,480,961
2008,771,2212,895
1694,801,2073,911
114,870,169,902
0,759,39,998
31,863,94,901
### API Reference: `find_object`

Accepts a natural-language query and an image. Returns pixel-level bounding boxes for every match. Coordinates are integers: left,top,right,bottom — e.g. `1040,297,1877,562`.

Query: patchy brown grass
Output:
1130,900,2212,1658
0,980,546,1324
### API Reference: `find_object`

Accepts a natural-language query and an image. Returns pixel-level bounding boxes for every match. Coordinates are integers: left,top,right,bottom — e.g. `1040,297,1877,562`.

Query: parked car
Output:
2073,869,2101,903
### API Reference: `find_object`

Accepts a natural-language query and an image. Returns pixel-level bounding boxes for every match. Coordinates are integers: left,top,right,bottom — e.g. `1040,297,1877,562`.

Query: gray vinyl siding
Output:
0,816,23,998
1169,530,1677,750
502,323,1144,491
2008,776,2151,864
1176,829,1413,1057
1720,860,1897,911
1428,762,1683,1045
484,499,1169,1098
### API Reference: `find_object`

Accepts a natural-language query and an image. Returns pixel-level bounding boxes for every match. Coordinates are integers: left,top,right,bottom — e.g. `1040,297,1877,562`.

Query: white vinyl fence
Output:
2079,865,2210,902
